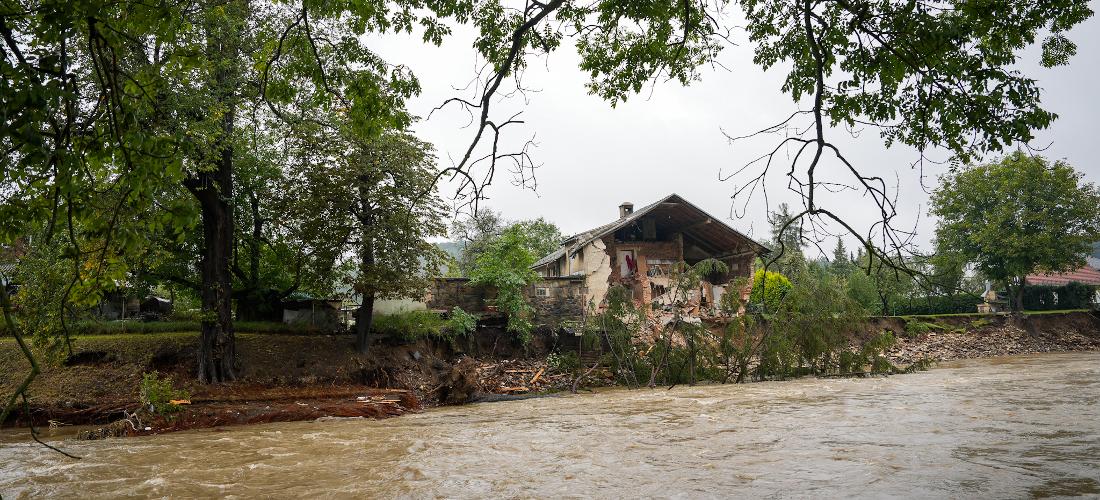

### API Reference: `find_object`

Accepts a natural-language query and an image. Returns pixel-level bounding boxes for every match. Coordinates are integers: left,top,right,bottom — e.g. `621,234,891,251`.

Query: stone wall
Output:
427,278,494,313
427,277,587,327
527,278,587,326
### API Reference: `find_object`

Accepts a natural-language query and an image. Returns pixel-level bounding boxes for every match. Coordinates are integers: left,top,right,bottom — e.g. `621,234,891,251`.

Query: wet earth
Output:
2,352,1098,498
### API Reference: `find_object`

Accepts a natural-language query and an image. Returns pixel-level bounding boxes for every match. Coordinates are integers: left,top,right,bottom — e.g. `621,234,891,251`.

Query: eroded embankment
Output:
3,311,1099,437
866,311,1100,364
0,329,558,436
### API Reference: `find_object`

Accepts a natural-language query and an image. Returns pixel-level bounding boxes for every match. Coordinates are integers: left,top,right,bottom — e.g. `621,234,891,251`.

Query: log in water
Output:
2,352,1099,498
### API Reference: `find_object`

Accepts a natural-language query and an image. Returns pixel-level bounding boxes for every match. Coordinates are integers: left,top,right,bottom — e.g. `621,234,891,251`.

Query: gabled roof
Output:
532,193,769,269
1026,265,1100,287
532,247,569,269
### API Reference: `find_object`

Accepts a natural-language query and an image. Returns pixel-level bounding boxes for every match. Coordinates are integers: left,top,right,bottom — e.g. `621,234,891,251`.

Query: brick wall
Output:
605,238,682,282
604,237,683,306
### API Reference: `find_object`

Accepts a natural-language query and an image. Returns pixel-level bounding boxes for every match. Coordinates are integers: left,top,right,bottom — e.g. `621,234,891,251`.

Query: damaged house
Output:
428,194,768,327
531,193,769,315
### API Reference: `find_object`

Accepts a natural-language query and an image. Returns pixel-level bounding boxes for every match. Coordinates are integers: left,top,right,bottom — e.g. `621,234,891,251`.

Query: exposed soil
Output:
3,311,1098,438
865,311,1100,364
1,329,547,436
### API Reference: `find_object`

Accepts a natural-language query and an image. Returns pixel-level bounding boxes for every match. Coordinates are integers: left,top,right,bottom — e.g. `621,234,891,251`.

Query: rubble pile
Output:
885,318,1100,365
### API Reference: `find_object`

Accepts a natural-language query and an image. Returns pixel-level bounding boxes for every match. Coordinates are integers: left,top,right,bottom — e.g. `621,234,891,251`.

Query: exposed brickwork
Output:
605,238,682,282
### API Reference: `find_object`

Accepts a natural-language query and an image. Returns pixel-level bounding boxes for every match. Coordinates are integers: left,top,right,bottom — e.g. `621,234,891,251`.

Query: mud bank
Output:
0,329,556,435
4,312,1098,437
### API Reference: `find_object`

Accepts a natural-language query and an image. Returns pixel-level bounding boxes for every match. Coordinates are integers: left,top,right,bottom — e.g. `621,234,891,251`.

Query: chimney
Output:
619,202,634,219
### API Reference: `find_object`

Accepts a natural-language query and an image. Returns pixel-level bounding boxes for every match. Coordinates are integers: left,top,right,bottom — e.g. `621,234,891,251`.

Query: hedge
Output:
1023,282,1097,311
890,294,984,316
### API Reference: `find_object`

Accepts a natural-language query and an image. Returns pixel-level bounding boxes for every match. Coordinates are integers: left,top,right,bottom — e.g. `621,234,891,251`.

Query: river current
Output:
2,352,1099,498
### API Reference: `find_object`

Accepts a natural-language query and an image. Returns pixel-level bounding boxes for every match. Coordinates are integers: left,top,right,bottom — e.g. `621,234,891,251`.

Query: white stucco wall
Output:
581,239,613,311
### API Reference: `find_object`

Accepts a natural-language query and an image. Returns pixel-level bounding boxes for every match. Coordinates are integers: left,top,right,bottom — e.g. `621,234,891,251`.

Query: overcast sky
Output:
378,3,1100,256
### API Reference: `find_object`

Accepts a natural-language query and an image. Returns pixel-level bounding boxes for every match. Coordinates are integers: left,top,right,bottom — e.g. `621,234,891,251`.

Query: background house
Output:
281,296,344,330
1026,265,1100,307
429,194,768,328
531,193,769,314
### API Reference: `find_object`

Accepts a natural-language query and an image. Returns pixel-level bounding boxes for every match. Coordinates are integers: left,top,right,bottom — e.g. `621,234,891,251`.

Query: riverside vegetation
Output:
3,0,1100,455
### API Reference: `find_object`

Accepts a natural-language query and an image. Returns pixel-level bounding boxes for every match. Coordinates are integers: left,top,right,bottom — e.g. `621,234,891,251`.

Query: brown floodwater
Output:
2,351,1099,498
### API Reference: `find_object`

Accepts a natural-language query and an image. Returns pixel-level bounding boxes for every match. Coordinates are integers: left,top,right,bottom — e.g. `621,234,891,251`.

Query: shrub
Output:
969,318,992,329
890,294,984,315
1023,285,1059,310
749,269,792,313
446,307,478,337
371,310,446,341
904,321,937,336
139,371,190,415
168,308,203,322
1022,281,1098,310
751,270,867,380
862,331,898,374
546,350,580,374
584,285,651,386
903,320,960,337
1059,281,1097,309
467,225,540,345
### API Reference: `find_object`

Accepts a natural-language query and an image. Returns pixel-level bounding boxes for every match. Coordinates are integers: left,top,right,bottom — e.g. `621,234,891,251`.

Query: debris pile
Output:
885,319,1100,365
473,359,573,395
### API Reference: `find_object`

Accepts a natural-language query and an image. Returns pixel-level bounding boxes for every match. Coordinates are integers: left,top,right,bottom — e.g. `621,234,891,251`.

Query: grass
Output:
1020,309,1092,315
901,320,964,337
370,310,448,341
63,320,325,335
885,308,1091,319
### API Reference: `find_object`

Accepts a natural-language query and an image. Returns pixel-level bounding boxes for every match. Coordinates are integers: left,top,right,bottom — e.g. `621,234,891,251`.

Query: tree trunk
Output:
193,151,237,383
355,185,375,354
1011,278,1027,312
189,6,240,383
688,329,696,385
355,292,375,354
233,192,267,322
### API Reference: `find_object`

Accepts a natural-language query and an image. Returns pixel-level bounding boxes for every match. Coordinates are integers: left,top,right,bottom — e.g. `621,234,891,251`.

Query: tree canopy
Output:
931,152,1100,310
293,129,448,353
2,0,1094,431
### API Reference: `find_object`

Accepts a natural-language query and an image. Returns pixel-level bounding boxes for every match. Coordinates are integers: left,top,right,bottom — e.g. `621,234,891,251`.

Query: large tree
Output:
1,0,475,383
931,152,1100,310
294,129,448,354
450,213,562,276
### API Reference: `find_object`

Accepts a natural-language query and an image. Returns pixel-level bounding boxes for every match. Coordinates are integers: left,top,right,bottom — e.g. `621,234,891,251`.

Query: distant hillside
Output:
436,241,464,261
434,241,464,275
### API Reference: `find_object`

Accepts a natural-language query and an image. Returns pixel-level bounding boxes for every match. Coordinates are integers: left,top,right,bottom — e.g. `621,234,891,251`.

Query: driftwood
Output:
571,359,602,394
529,367,545,385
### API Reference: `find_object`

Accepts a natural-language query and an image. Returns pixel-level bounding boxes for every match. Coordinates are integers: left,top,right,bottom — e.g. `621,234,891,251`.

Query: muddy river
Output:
2,352,1099,498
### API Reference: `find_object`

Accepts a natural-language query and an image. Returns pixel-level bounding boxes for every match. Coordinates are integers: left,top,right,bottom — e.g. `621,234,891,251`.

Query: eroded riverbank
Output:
3,311,1098,437
3,351,1099,498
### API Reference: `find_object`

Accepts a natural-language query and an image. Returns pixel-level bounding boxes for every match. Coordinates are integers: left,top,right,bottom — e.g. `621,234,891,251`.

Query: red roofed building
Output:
1026,265,1100,287
1025,265,1100,309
